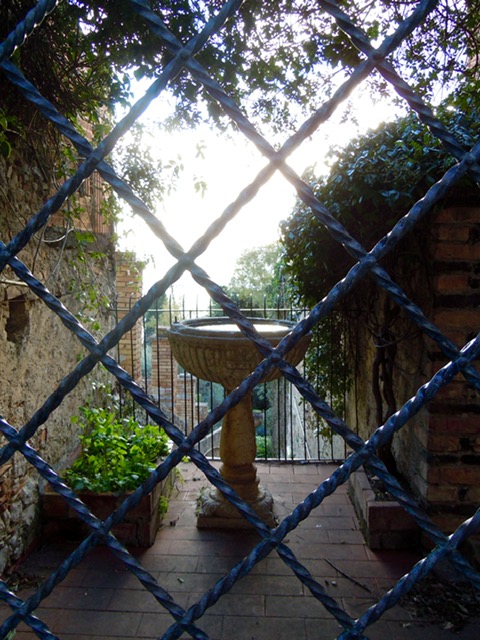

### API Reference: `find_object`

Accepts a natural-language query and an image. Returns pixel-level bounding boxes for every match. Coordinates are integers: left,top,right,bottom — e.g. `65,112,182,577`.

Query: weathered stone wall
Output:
345,277,430,493
0,146,115,573
345,202,480,542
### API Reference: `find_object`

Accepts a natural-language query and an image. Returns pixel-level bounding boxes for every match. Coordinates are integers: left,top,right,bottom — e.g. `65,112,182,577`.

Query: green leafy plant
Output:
280,103,480,459
280,104,480,303
0,109,12,157
224,243,287,309
64,407,170,492
256,435,274,460
157,495,170,516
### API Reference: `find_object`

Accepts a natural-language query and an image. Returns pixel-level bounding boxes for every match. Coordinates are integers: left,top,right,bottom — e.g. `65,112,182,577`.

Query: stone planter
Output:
348,468,419,550
41,469,174,547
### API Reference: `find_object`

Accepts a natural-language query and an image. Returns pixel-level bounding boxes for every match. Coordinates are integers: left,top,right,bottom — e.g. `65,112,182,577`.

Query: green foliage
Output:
280,104,480,431
2,2,477,135
1,1,156,124
303,314,349,435
0,109,15,158
112,122,185,210
157,495,170,516
225,243,286,309
280,105,480,303
65,231,113,334
255,435,273,460
64,407,170,492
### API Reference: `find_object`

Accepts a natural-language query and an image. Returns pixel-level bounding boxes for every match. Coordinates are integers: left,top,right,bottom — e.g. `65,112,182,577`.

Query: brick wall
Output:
49,119,113,236
115,253,144,383
149,330,209,432
345,202,480,544
421,205,480,535
150,329,178,419
49,172,113,235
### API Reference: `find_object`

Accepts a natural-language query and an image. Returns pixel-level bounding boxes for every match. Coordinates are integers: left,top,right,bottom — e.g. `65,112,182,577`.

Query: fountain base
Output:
197,486,277,529
167,317,311,530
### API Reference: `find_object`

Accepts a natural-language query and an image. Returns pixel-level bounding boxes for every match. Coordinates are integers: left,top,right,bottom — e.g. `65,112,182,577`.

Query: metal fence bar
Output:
1,0,480,638
116,302,347,463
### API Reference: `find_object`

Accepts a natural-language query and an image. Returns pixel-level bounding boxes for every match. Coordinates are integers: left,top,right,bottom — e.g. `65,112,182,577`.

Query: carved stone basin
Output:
167,317,311,528
167,317,309,388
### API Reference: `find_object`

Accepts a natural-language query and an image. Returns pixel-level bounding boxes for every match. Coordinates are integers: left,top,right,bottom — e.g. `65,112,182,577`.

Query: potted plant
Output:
42,407,173,547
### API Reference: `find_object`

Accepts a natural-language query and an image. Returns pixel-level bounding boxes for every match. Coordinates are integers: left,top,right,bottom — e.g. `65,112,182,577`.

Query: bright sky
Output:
116,89,400,308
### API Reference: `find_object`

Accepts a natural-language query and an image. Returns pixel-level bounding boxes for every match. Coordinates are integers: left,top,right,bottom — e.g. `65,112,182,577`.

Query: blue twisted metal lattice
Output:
1,1,479,638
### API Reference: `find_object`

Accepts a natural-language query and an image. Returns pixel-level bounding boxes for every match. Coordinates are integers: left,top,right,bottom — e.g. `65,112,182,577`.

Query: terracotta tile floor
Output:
2,462,479,639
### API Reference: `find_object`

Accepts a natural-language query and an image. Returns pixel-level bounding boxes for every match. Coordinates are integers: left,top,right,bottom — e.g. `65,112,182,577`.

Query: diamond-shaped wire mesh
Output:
1,0,480,638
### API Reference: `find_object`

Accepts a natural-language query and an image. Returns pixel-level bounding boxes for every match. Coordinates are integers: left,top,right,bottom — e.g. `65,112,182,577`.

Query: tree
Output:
224,242,285,309
112,121,187,210
1,1,159,126
3,1,479,302
2,0,479,136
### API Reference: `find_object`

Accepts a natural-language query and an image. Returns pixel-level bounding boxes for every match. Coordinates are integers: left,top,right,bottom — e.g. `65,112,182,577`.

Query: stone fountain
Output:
167,317,310,528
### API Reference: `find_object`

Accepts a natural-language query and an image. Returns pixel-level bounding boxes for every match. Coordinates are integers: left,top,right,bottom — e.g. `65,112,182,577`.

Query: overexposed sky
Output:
116,89,400,307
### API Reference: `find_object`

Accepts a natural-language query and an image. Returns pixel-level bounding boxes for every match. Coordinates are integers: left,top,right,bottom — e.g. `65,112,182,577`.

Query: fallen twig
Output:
324,558,375,595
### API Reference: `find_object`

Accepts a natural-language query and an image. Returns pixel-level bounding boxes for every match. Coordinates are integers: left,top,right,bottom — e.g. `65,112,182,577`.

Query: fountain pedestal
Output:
199,387,275,528
167,317,310,529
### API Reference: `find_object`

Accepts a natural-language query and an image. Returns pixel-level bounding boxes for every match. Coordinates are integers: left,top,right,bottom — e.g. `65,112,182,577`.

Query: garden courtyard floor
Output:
4,462,479,639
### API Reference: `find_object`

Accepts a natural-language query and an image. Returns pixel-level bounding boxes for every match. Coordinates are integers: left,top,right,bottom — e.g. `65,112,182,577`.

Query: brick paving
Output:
3,462,479,639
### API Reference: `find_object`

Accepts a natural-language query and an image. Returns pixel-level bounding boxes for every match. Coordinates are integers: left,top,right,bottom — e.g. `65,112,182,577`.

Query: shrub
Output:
64,407,170,492
281,105,480,303
256,435,274,459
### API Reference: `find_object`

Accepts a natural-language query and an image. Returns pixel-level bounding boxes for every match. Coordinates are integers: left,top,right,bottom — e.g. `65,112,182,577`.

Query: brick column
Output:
345,202,480,556
419,205,480,536
149,333,208,431
115,252,144,384
150,328,178,419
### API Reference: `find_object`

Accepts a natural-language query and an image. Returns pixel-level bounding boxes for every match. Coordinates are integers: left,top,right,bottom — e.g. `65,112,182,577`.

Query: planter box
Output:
41,469,175,547
348,468,419,550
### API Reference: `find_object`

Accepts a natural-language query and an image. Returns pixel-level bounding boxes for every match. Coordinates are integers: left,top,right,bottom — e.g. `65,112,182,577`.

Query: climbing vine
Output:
280,103,480,442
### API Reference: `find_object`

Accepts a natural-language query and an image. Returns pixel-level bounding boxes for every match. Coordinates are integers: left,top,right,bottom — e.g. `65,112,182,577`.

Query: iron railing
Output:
117,300,348,463
1,1,480,639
